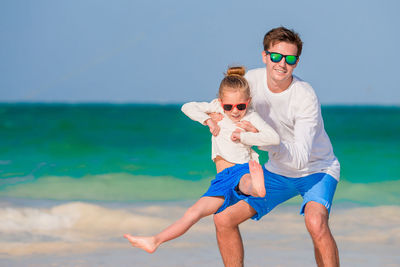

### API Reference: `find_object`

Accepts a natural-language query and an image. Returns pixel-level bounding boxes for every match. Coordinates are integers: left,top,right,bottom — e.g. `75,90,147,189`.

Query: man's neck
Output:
267,76,293,93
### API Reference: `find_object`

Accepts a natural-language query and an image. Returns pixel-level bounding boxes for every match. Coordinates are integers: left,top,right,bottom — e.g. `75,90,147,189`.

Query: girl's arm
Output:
181,99,221,124
181,99,222,136
239,112,280,147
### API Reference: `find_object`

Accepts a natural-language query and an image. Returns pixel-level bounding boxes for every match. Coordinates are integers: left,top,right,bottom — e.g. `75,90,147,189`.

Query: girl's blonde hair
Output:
218,66,250,100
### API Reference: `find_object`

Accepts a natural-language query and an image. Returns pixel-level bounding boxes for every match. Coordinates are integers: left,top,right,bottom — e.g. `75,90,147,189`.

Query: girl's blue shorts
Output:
203,163,250,214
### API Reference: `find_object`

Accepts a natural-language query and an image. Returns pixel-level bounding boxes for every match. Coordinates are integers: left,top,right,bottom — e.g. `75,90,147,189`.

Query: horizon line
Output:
0,101,399,108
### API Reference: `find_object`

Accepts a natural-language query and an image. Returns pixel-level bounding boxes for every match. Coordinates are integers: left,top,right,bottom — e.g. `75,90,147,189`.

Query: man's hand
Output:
231,128,243,142
208,112,224,123
205,118,220,136
236,120,259,133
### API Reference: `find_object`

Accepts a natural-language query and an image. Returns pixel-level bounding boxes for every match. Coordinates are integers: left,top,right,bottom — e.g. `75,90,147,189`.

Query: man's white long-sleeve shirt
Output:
181,99,280,164
245,68,340,180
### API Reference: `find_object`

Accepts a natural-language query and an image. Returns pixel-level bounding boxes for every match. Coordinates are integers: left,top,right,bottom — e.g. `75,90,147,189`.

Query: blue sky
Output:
1,0,399,105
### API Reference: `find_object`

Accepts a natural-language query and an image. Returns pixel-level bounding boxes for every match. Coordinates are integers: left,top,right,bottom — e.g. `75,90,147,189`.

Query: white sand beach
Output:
1,200,400,266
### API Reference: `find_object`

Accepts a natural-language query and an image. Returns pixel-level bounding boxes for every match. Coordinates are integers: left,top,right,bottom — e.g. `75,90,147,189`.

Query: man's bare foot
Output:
124,234,158,253
249,160,266,197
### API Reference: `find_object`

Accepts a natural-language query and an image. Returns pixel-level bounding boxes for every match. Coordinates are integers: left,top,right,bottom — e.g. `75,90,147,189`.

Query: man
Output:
213,27,340,267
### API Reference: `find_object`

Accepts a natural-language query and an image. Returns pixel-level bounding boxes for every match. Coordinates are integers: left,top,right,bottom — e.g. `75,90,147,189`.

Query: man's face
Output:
262,41,299,87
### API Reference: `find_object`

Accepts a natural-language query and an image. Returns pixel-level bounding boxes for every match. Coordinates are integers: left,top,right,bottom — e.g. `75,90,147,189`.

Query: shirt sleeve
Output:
240,112,280,147
259,94,320,170
181,99,222,124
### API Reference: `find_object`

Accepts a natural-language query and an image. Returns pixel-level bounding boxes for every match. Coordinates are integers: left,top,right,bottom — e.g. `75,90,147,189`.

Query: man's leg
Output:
304,201,339,267
214,200,256,267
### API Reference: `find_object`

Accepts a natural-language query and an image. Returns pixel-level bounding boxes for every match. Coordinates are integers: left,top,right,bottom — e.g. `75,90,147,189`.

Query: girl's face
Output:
219,88,250,122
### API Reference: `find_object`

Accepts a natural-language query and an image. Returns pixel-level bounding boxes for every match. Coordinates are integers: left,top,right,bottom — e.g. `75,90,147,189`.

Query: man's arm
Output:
204,118,220,136
260,95,320,170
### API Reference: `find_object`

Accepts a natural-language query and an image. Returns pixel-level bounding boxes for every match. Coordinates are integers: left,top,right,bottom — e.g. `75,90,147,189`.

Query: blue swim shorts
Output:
229,166,338,221
203,163,250,214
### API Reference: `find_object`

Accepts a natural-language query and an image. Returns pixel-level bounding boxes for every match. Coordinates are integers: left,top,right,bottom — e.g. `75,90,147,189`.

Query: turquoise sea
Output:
0,104,399,204
1,104,400,266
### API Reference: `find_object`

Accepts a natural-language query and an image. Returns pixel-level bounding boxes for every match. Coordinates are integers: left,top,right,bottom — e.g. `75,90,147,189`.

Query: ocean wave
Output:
0,202,169,239
1,173,399,206
0,201,399,257
334,180,400,205
0,201,177,256
0,173,210,201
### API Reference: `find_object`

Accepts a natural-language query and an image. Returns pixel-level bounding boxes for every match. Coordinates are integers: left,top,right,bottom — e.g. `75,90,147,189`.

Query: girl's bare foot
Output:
249,160,266,197
124,234,158,253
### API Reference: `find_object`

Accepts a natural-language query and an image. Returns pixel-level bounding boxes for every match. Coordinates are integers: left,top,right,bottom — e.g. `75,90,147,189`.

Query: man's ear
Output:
262,51,268,64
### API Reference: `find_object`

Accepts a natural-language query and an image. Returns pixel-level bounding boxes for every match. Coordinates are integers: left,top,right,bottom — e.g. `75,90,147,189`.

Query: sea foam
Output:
0,202,169,240
1,201,399,257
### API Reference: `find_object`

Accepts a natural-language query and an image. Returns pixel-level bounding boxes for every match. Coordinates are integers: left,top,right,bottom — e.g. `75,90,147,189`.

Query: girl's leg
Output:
124,196,224,253
238,160,266,197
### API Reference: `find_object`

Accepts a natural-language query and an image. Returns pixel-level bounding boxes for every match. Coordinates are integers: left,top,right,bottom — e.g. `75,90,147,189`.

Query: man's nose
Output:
278,58,286,67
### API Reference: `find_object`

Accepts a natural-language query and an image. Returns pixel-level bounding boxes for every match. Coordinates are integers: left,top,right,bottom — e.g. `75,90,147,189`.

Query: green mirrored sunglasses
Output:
265,51,298,65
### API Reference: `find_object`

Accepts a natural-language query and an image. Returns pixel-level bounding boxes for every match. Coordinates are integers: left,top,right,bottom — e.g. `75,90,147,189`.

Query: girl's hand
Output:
236,120,259,133
231,128,243,142
205,119,220,136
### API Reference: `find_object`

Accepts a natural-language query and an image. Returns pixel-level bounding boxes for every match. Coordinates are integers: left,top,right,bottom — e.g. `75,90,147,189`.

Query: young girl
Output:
124,66,279,253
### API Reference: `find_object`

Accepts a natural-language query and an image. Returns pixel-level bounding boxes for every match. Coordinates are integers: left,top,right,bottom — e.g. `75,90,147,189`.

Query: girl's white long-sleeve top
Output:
181,99,280,164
